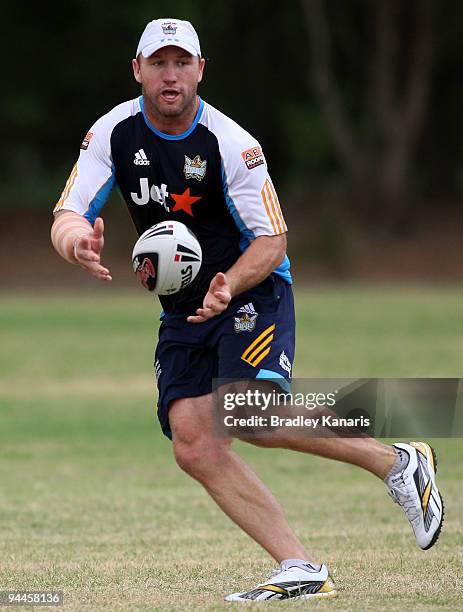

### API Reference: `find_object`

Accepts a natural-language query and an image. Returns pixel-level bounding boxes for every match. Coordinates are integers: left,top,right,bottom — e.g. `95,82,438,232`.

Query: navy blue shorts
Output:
154,274,295,438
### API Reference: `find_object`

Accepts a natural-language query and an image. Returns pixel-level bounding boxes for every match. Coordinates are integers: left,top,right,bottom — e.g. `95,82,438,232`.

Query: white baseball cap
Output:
136,18,201,58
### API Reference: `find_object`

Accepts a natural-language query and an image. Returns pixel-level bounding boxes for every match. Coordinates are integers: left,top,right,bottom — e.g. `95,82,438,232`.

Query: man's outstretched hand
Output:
74,217,112,282
187,272,231,323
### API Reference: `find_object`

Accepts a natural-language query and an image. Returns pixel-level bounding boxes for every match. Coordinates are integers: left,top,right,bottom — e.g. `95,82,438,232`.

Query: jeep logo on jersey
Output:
184,155,207,181
130,178,169,210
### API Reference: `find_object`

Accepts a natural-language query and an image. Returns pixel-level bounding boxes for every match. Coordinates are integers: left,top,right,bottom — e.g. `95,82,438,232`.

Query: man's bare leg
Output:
169,393,396,564
169,395,312,563
246,433,396,479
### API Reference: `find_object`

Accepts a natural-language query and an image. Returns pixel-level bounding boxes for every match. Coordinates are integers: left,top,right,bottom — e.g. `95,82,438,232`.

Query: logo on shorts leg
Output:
234,302,258,332
279,350,292,375
234,313,258,333
155,359,162,381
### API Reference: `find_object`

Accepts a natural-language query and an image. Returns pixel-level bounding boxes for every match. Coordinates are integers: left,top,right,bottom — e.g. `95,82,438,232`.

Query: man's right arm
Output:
51,211,112,282
50,108,119,281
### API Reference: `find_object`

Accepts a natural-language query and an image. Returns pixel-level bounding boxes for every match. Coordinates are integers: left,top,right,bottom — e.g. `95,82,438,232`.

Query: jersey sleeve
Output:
221,140,287,238
53,113,116,225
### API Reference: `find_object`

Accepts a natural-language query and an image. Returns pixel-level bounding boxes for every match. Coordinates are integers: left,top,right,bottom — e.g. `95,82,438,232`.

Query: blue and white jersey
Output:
54,96,291,312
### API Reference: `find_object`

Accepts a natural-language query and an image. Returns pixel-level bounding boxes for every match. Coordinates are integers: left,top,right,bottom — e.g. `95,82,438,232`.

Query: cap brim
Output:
140,41,200,58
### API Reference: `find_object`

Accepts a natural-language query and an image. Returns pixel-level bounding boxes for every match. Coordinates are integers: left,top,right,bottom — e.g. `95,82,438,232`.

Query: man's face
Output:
133,46,205,119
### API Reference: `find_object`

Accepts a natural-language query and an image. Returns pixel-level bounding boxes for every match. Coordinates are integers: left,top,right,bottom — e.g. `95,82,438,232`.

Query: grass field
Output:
1,286,462,610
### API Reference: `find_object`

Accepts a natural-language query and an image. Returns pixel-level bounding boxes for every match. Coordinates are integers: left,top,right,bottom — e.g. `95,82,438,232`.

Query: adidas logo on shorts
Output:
134,149,150,165
237,302,257,315
235,303,258,333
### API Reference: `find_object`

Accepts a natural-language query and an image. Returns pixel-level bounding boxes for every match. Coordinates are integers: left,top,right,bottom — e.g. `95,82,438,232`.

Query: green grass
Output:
0,286,462,610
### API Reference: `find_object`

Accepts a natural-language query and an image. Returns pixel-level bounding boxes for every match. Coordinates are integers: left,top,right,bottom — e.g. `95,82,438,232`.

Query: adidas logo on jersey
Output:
134,149,150,165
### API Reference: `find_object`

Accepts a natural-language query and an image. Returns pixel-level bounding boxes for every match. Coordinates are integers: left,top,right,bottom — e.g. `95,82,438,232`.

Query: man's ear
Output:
197,57,206,84
132,58,142,84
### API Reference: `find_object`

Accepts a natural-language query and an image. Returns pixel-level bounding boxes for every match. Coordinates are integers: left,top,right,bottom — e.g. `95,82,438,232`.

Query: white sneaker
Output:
387,442,444,550
225,560,337,601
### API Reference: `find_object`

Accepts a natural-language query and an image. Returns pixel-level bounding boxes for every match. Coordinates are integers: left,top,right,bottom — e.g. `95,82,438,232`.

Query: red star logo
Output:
171,188,202,216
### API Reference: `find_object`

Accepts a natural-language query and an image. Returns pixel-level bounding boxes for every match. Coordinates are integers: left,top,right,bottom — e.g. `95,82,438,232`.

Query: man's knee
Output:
173,434,231,479
169,397,232,479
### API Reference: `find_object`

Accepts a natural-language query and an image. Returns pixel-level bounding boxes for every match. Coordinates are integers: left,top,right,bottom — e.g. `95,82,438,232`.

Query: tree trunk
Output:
301,0,435,232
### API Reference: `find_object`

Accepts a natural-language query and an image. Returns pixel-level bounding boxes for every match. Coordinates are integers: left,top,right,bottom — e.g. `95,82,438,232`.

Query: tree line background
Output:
1,0,462,281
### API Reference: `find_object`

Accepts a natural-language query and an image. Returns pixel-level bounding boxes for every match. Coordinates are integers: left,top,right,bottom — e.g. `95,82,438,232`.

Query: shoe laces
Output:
389,473,420,523
266,566,285,581
262,566,306,597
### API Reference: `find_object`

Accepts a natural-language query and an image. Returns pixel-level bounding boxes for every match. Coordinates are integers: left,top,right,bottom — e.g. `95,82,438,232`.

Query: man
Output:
51,18,444,602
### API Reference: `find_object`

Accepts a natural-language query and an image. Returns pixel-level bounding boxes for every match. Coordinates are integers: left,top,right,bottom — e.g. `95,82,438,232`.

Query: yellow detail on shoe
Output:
421,479,432,514
318,577,337,595
241,324,275,367
410,442,436,472
259,584,288,595
410,441,428,458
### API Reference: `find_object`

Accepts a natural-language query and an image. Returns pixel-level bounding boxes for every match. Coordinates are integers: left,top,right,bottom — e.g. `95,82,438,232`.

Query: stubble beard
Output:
142,86,197,120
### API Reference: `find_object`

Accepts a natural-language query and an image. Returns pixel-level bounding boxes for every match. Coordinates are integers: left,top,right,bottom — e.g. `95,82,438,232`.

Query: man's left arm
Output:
187,233,286,323
188,134,288,324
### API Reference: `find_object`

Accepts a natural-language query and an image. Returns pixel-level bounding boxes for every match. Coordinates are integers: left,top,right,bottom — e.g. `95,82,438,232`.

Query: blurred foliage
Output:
0,0,462,220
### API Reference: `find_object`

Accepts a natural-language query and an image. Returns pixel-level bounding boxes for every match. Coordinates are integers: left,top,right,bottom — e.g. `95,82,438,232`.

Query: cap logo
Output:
162,22,177,35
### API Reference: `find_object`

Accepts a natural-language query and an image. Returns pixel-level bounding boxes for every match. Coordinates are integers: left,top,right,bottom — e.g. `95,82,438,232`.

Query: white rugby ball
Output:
132,221,202,295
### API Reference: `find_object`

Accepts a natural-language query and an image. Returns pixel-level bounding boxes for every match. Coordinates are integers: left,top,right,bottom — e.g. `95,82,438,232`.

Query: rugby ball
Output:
132,221,202,295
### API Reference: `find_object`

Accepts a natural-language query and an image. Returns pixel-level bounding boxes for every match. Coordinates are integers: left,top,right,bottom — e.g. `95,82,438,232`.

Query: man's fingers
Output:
75,228,104,261
207,297,229,312
199,307,214,317
74,235,101,262
93,217,104,240
76,235,91,251
204,301,221,312
210,271,227,292
187,314,207,323
78,260,112,282
82,262,110,276
187,315,204,323
76,249,100,263
213,290,230,304
187,281,231,323
187,307,211,323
